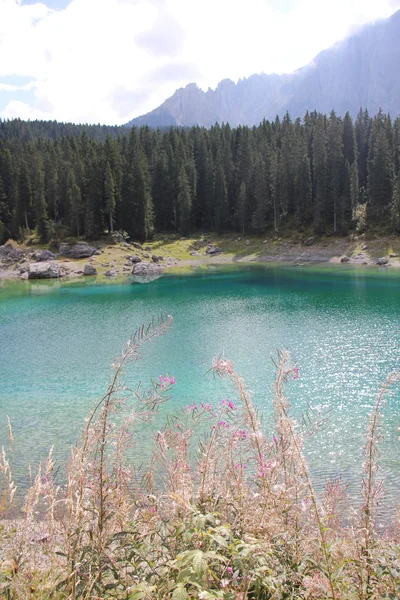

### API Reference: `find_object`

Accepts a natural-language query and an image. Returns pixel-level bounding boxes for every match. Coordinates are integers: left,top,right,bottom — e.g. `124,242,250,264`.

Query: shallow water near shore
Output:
1,263,400,518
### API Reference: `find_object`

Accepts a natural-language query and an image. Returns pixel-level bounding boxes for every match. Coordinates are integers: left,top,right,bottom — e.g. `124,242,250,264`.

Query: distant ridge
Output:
127,9,400,128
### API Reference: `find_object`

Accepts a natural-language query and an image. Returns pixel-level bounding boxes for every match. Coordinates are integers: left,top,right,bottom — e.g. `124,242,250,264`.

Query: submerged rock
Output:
28,262,60,279
131,261,163,284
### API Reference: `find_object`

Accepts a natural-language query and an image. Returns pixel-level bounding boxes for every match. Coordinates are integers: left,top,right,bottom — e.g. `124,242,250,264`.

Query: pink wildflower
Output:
292,367,300,380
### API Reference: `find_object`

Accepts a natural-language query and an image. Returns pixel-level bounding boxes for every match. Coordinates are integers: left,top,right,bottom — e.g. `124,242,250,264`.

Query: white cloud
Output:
0,0,398,124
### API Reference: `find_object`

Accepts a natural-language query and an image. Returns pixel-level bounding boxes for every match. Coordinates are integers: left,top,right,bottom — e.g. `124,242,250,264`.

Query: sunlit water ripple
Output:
1,264,400,519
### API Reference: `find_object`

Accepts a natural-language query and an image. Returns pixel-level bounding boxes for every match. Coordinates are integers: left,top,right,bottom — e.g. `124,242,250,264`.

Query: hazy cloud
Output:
147,62,201,84
109,85,152,118
135,9,185,57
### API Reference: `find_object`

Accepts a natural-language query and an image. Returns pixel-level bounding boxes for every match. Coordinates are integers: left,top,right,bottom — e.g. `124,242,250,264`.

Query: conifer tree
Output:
214,156,229,233
391,175,400,233
327,110,345,233
16,160,33,231
312,115,327,232
236,181,247,233
34,169,52,242
122,129,154,241
177,166,192,236
67,171,82,237
104,161,115,233
251,152,268,232
367,112,393,223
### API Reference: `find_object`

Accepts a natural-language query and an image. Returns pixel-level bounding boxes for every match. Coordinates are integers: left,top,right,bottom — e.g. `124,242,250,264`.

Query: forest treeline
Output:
0,109,400,244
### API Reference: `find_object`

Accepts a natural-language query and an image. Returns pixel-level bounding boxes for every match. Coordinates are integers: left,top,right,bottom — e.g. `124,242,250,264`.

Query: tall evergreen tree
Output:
177,166,192,236
34,169,51,242
327,111,345,233
312,115,327,232
213,155,229,233
104,161,115,233
236,182,247,233
17,160,33,231
122,129,154,241
367,112,393,224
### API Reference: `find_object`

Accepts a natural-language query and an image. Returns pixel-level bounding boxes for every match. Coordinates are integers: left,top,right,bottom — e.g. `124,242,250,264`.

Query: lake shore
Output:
1,233,400,282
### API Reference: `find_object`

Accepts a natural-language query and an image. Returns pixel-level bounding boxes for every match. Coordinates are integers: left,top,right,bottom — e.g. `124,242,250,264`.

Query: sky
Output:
0,0,400,125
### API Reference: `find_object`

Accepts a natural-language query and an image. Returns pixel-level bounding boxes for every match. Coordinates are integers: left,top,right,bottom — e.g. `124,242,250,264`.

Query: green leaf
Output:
172,584,188,600
193,552,207,577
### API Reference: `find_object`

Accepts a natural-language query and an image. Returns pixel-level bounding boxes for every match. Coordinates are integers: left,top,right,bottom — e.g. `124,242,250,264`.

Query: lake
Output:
1,264,400,516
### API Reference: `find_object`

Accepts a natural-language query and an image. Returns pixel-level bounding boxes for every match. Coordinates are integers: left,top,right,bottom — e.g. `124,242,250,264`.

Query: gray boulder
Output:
59,242,96,259
303,237,315,246
37,250,57,262
8,248,23,261
0,245,12,257
206,246,223,255
190,251,200,256
132,262,163,276
131,255,142,263
132,242,143,250
83,264,97,276
340,256,350,263
377,257,389,265
28,262,60,279
105,269,117,277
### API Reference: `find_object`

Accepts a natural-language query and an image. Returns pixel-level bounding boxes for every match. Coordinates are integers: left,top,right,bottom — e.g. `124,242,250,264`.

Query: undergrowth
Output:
1,316,400,599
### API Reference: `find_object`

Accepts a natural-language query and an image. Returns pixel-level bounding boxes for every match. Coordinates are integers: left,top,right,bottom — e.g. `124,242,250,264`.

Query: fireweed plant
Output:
1,317,400,599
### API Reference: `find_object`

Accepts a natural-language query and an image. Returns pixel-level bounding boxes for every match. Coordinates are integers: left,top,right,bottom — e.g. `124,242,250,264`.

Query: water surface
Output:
1,264,400,515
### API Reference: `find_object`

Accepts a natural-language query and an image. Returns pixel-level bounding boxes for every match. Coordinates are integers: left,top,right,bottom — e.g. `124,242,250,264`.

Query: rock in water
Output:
83,264,97,276
131,262,163,283
28,262,60,279
132,262,163,275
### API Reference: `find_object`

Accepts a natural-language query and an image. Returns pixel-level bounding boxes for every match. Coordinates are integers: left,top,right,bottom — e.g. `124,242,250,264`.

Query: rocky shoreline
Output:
1,235,400,283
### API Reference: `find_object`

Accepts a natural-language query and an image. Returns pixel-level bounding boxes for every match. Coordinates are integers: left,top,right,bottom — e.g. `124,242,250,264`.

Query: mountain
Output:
127,9,400,128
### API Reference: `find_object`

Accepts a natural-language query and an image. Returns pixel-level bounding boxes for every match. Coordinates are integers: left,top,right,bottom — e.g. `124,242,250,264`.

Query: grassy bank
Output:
2,231,400,285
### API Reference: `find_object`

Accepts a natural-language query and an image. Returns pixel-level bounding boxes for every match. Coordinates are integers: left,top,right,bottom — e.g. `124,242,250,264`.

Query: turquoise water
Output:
1,264,400,514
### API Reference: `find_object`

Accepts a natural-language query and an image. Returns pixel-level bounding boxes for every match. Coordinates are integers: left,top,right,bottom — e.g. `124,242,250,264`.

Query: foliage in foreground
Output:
1,317,400,599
